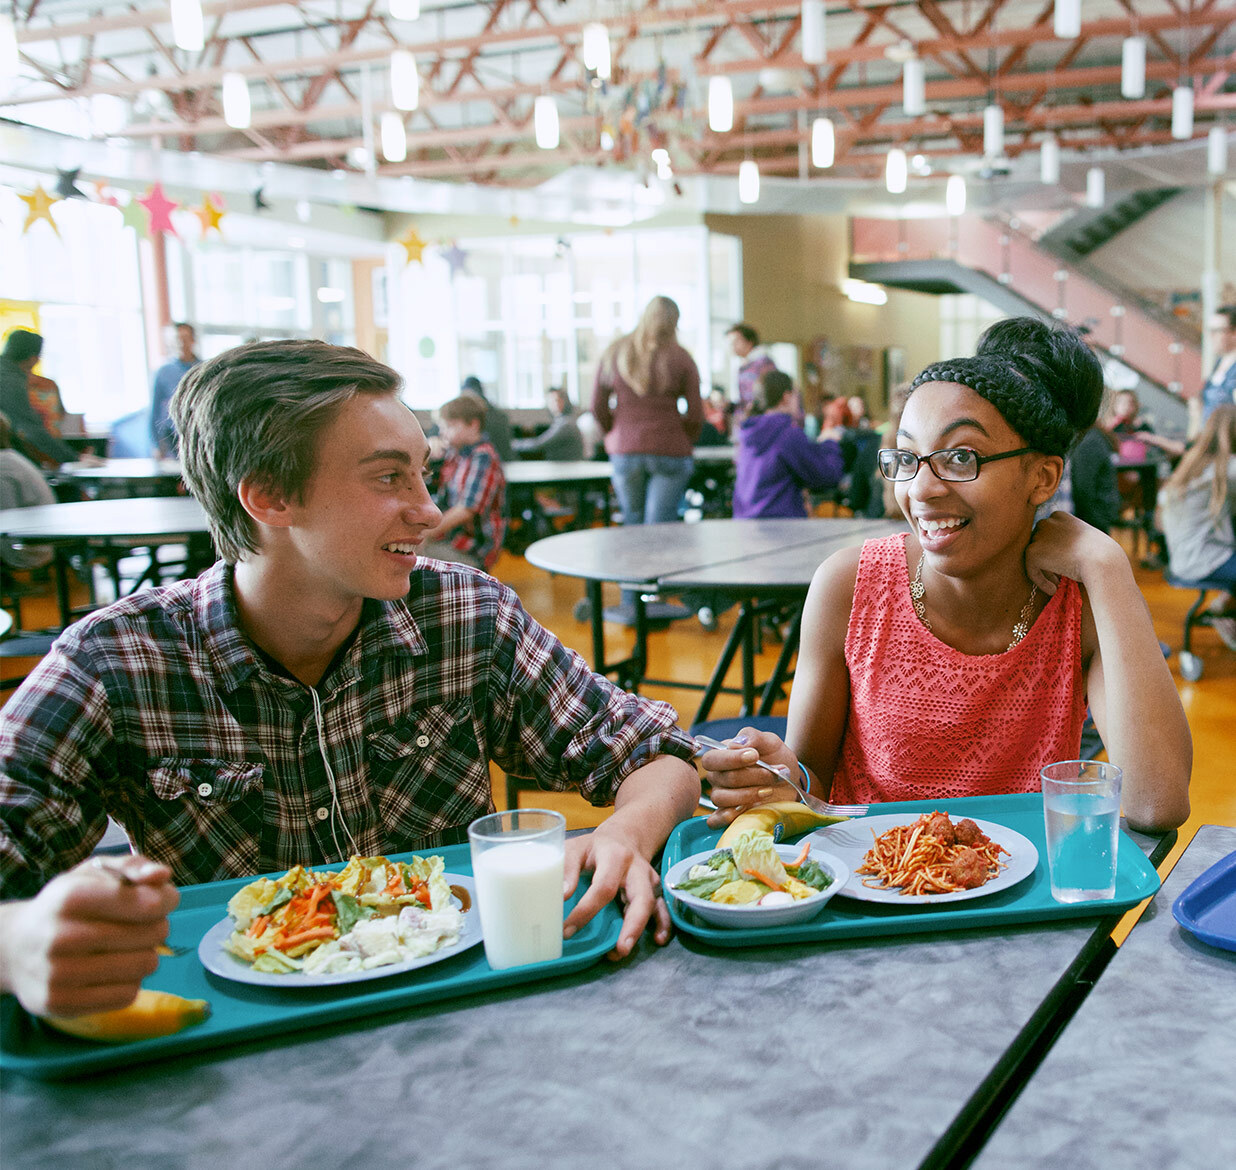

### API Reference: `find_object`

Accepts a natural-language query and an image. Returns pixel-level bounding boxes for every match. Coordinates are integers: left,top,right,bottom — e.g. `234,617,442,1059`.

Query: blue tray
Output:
0,842,621,1080
663,794,1161,948
1172,848,1236,953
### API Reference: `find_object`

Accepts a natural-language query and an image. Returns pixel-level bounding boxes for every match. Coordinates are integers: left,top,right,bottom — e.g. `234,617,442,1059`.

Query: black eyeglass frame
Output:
877,446,1037,482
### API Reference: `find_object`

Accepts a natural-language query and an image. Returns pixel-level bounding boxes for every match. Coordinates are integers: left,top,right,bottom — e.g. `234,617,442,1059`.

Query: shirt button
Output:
416,734,430,748
315,807,330,821
197,782,213,797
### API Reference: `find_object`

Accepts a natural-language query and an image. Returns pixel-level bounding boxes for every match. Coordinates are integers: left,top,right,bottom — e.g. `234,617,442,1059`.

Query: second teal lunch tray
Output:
663,793,1162,948
0,842,621,1080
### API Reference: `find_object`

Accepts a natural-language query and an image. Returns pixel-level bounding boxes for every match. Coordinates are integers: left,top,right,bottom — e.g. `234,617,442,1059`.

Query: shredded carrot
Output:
742,867,783,892
274,925,337,951
384,865,406,896
246,914,271,938
790,841,811,869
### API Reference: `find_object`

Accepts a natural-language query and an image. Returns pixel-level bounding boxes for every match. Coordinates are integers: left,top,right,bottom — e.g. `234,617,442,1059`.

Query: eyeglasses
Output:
877,446,1035,482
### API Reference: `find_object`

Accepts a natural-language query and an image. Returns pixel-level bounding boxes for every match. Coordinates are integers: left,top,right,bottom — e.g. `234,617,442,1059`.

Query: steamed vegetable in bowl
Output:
673,830,834,907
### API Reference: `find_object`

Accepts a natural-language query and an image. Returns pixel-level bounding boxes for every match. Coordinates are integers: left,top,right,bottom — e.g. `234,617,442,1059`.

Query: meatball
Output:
922,811,956,845
953,818,988,847
947,846,990,889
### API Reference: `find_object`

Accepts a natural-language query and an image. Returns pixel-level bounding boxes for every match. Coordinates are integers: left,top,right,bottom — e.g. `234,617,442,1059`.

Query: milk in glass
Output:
472,840,564,969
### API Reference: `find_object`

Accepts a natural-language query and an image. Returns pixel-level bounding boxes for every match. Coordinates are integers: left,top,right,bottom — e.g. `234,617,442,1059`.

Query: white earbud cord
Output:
309,686,360,861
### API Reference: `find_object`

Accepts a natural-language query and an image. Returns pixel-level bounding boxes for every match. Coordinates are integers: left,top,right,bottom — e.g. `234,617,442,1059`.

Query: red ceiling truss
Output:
1,1,1233,186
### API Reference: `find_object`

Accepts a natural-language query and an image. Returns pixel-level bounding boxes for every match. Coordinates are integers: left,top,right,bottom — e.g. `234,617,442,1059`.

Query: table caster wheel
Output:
573,598,592,622
698,607,717,631
1179,651,1203,682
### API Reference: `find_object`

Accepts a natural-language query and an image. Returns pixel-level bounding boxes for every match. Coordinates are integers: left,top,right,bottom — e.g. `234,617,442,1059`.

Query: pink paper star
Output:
138,182,179,237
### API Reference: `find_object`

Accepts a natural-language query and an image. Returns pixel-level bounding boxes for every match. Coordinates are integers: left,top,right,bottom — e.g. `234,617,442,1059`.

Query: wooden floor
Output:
4,526,1232,883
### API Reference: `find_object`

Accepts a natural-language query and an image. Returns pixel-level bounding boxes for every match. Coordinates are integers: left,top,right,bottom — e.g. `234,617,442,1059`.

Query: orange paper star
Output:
19,184,61,237
398,226,427,264
193,194,226,237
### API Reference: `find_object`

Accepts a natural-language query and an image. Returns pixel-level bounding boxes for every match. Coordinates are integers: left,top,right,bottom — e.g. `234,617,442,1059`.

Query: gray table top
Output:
503,461,613,487
974,824,1236,1170
0,496,208,541
0,885,1135,1168
50,458,185,482
525,517,892,586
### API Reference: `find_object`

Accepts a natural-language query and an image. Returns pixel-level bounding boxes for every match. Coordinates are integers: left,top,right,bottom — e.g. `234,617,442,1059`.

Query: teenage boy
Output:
423,394,506,569
0,340,700,1018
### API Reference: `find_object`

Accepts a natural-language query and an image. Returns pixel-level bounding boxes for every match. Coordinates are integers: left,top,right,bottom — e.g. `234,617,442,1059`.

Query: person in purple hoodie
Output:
733,369,844,518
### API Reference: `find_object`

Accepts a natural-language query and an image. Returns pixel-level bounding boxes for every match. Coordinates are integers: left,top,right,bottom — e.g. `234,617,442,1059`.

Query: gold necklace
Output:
911,555,1039,651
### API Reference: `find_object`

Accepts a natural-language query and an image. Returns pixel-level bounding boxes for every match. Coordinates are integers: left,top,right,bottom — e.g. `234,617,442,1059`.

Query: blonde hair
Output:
1162,405,1236,521
604,295,679,396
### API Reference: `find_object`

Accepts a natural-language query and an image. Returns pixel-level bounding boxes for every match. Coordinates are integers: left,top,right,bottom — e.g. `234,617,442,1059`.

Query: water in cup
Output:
1043,790,1119,902
468,809,565,970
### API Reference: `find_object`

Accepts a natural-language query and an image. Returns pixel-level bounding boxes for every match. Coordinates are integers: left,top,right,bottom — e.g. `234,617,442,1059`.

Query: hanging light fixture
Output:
170,0,205,52
801,1,826,66
1053,0,1081,40
390,50,419,111
945,174,966,216
534,94,559,150
708,76,734,133
1121,37,1146,100
582,23,611,80
1208,125,1228,175
903,58,925,117
886,147,908,194
738,159,760,204
221,72,251,130
983,103,1004,157
380,111,407,162
1040,134,1061,184
1085,166,1105,208
811,117,835,168
1172,86,1194,139
388,0,420,19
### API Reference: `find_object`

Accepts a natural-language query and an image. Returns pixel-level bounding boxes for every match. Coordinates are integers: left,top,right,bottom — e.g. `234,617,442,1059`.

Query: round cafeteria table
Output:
48,458,185,498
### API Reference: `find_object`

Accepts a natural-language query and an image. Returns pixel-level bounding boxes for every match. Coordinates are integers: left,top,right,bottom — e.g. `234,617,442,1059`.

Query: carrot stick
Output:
274,925,337,950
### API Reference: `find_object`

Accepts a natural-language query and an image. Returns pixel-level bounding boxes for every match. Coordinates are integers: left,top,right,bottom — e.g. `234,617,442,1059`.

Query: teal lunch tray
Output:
662,793,1161,948
0,842,621,1081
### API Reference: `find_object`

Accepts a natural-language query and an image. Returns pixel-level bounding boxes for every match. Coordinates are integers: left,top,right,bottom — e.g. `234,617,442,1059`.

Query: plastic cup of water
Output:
468,809,565,970
1041,760,1123,903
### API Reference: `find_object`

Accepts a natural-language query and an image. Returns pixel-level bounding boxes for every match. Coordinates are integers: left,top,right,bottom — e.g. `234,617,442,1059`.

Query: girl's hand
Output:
698,728,801,828
1025,511,1124,595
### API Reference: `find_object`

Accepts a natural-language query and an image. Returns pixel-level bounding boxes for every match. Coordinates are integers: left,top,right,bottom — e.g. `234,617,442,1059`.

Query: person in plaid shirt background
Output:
422,393,506,569
0,340,699,1018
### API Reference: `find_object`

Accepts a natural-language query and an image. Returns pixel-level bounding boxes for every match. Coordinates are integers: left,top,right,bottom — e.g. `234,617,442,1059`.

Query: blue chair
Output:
108,408,152,457
1164,572,1233,681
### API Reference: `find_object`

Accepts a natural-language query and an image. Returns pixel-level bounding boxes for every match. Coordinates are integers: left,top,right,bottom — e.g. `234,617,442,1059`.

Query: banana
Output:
42,988,210,1044
717,801,849,848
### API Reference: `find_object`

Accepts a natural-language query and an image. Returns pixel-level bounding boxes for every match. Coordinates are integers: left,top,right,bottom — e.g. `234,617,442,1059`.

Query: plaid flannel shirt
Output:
437,440,506,568
0,561,695,899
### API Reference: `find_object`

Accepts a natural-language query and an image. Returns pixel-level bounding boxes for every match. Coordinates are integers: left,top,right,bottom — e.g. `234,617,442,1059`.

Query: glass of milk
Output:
468,809,566,970
1041,760,1123,903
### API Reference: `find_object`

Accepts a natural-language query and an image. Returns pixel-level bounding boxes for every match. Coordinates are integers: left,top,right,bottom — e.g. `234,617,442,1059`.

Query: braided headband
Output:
909,356,1073,456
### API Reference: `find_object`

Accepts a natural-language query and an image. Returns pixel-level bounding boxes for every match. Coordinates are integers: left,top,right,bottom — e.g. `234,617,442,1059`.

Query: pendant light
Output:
1053,0,1081,40
1208,126,1228,175
801,1,826,66
380,112,407,162
170,0,205,52
388,0,420,19
1171,86,1194,140
983,103,1004,158
1121,37,1145,100
886,147,908,194
221,72,251,130
708,76,733,133
1085,166,1105,208
582,23,611,80
945,174,966,216
390,50,419,111
738,159,760,204
811,117,835,168
534,95,559,150
1040,134,1060,184
903,58,925,117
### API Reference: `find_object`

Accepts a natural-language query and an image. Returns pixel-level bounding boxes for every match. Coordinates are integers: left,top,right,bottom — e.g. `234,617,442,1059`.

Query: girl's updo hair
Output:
750,368,794,415
908,317,1103,456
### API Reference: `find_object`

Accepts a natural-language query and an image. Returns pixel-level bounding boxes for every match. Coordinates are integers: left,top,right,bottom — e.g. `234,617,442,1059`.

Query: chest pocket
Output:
148,760,265,804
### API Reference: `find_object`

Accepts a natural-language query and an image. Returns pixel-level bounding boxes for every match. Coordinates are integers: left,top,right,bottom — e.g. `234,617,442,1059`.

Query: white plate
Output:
197,874,482,988
666,843,850,928
806,815,1038,905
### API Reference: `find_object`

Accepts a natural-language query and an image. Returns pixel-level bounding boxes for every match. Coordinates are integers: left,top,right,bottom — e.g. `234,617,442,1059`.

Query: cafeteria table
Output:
973,824,1236,1170
502,460,614,551
48,458,185,498
526,517,901,721
0,497,212,628
0,821,1175,1169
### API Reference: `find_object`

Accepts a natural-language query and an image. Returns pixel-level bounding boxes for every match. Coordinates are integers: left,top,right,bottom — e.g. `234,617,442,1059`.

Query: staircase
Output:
849,216,1201,433
1039,189,1184,259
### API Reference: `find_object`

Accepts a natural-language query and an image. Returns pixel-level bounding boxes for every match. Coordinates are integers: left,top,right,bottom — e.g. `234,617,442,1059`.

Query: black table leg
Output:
758,607,802,715
692,603,751,724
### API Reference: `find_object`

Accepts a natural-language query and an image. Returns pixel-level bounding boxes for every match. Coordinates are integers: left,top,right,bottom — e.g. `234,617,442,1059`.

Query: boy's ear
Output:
238,476,295,529
1028,455,1064,507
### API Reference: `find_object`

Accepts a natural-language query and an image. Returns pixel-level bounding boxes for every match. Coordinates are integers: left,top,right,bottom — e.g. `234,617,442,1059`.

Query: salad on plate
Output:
673,830,835,907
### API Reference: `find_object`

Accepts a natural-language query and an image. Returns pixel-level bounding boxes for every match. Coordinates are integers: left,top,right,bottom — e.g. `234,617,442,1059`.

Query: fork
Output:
692,735,868,818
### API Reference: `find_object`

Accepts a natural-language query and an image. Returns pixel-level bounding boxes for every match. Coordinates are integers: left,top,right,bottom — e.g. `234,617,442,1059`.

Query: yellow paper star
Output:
193,194,226,237
398,226,427,264
19,184,61,238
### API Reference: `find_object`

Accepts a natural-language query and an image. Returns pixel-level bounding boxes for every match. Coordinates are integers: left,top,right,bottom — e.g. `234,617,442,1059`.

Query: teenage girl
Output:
701,318,1191,832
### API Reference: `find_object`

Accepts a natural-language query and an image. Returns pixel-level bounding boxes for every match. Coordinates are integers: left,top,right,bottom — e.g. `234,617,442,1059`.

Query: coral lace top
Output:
830,534,1087,805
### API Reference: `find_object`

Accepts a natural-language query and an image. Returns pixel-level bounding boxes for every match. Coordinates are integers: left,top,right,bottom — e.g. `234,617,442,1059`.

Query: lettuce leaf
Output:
786,858,833,892
331,889,374,936
729,830,788,889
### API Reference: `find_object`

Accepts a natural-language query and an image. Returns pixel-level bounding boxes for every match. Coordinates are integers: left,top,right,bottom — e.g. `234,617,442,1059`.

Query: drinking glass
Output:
1041,760,1123,903
468,809,566,970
